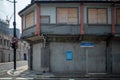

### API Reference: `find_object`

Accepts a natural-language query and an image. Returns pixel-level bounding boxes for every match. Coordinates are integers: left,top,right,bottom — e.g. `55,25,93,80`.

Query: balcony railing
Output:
22,25,36,38
22,24,114,38
85,24,112,35
41,24,80,35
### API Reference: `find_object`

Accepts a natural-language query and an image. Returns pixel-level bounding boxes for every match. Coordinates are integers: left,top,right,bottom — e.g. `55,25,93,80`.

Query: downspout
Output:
21,15,23,36
29,43,33,70
106,35,113,74
42,33,48,48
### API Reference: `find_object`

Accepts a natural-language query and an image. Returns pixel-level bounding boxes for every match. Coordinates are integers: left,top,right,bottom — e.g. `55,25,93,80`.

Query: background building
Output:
0,0,30,63
0,19,29,62
0,19,9,34
19,0,120,76
9,28,20,39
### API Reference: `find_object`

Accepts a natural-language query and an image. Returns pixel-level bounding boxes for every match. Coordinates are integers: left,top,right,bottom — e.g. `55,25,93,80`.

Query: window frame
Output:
56,7,79,24
25,11,35,28
40,16,50,24
87,8,108,25
116,8,120,24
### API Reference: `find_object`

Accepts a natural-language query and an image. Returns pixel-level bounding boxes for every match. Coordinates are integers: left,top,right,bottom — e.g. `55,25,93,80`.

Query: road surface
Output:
0,60,27,77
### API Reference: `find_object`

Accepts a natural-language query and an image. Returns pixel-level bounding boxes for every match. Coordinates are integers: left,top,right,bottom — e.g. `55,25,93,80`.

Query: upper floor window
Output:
41,16,50,24
117,8,120,24
88,8,107,24
25,11,34,28
57,8,78,24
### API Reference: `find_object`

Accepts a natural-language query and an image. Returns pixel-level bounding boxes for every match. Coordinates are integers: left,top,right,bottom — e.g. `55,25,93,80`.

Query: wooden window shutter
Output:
117,9,120,24
97,9,107,24
88,9,97,24
88,8,107,24
57,8,68,24
57,8,78,24
25,12,34,28
68,8,78,24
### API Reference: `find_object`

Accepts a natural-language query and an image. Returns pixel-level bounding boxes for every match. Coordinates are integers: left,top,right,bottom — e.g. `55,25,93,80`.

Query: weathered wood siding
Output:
22,25,36,37
41,24,80,35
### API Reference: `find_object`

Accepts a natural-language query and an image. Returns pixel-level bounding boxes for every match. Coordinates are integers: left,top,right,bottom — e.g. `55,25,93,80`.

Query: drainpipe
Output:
42,33,48,48
29,43,33,70
106,35,113,74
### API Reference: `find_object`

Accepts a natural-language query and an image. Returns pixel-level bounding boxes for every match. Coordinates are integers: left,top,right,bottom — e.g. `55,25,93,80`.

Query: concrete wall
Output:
31,40,120,74
112,40,120,74
87,41,106,73
33,43,43,71
49,42,86,73
49,42,106,73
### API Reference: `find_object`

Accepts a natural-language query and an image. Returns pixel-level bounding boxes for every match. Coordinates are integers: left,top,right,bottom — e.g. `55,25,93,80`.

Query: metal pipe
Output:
13,0,16,70
6,0,17,71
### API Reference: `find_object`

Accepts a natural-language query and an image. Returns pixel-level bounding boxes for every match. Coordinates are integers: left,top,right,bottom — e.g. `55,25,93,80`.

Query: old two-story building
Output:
19,0,120,76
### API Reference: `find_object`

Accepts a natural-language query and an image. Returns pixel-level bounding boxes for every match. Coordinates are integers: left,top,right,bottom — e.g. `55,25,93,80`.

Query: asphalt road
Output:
0,61,120,80
0,60,27,77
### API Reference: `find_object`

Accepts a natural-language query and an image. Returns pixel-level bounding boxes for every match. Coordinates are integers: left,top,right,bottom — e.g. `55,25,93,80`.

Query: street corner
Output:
7,65,28,76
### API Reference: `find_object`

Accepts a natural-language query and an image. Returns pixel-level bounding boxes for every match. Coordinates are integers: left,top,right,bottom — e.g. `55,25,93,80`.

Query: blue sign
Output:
80,42,94,47
66,51,72,61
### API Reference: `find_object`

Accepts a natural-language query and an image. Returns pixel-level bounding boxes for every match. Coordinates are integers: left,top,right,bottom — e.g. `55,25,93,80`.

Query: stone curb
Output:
7,65,28,76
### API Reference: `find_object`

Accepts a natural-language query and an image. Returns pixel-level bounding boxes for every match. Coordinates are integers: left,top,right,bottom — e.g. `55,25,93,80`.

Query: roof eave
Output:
34,1,120,3
18,2,35,16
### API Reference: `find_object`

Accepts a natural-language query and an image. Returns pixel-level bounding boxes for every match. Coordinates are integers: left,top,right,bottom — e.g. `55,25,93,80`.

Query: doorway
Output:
87,42,106,73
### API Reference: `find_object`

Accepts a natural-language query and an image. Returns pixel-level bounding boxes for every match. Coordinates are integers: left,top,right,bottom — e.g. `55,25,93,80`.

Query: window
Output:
4,39,6,46
7,40,10,47
57,8,78,24
0,37,2,45
41,16,50,24
88,8,107,24
25,12,34,28
117,8,120,24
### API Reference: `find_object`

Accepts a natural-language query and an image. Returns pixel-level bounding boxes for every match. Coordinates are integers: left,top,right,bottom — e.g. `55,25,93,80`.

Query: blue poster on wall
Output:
66,51,72,61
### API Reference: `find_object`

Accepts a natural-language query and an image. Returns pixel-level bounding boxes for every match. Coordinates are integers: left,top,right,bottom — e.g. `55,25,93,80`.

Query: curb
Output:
7,65,28,76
